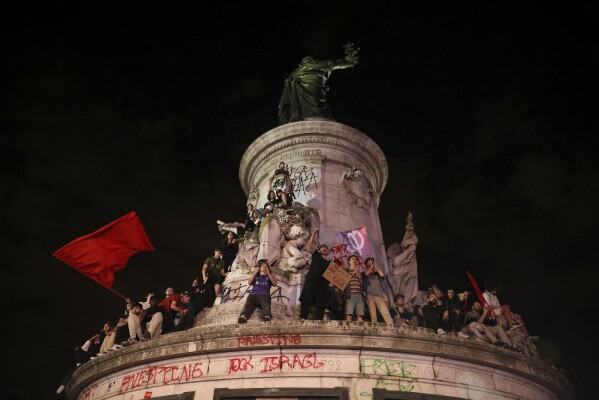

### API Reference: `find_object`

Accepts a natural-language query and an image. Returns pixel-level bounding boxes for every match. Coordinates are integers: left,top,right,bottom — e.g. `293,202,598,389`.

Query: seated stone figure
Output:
279,224,312,272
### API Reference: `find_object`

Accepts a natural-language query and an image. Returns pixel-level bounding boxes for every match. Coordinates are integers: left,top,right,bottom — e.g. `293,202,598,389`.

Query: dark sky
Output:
1,2,598,399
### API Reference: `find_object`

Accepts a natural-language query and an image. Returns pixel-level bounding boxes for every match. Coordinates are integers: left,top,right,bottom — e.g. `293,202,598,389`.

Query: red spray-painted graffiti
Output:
227,353,325,374
237,334,302,347
227,356,255,374
79,383,97,400
331,244,364,270
119,362,204,393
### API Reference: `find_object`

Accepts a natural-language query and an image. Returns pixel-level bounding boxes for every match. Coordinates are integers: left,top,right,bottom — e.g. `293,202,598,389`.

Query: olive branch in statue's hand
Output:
343,42,360,65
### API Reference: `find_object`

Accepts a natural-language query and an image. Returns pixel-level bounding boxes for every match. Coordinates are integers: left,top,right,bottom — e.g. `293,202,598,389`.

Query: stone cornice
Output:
239,121,388,196
67,321,572,400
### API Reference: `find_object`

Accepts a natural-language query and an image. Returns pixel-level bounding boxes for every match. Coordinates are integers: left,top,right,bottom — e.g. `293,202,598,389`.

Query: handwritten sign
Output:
323,262,351,291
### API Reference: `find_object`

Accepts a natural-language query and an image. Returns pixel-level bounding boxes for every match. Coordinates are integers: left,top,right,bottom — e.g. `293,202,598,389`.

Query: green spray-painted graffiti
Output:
353,358,419,400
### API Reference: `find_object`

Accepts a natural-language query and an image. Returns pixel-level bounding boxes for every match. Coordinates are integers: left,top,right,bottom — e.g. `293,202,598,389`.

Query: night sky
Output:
1,2,598,399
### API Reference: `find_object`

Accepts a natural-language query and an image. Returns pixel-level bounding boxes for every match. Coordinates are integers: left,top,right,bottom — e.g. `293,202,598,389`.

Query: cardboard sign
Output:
323,262,352,291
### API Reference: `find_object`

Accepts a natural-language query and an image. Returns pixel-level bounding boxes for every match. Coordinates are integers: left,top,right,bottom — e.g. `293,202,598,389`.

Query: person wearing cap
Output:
238,260,277,323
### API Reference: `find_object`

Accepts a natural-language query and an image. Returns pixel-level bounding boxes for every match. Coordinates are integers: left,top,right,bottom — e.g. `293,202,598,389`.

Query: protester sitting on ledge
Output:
140,295,163,339
173,278,210,331
74,322,110,366
439,289,468,337
157,290,190,333
106,314,129,352
390,294,418,327
483,281,528,334
262,190,282,216
238,260,277,323
423,292,446,335
465,301,521,352
412,304,424,327
122,301,146,346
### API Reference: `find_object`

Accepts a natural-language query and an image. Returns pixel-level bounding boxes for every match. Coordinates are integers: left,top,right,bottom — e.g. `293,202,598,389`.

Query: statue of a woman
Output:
387,212,419,304
278,43,359,124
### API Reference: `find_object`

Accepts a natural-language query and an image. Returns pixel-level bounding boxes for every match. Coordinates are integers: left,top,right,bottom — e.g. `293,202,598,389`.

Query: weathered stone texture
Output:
68,321,572,400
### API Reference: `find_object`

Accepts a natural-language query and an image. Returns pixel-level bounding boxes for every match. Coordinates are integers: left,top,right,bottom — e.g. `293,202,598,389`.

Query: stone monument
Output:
66,49,573,400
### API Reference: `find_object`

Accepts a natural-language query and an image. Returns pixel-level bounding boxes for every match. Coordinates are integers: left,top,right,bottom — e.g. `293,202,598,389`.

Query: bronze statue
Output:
278,43,359,125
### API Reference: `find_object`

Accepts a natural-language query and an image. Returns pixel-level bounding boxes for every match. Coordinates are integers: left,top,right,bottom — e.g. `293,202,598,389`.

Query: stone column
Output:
239,119,389,270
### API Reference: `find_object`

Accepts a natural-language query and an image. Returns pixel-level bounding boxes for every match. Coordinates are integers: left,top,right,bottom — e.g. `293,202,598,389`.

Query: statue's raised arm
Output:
278,43,359,125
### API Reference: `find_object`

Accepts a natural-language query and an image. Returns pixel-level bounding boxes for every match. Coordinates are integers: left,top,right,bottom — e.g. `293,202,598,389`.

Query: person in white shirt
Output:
483,282,527,333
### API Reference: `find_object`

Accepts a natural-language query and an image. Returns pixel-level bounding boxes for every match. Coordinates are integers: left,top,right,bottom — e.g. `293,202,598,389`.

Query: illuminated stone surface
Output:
67,121,572,399
67,321,572,400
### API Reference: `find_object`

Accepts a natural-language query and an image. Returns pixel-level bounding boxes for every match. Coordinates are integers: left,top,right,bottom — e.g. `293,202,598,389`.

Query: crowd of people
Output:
52,162,537,398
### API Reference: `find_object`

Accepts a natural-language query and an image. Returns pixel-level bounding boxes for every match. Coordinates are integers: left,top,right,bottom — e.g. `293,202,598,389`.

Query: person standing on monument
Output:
278,43,359,124
220,231,238,273
363,257,394,324
202,248,226,306
344,254,365,322
299,227,330,320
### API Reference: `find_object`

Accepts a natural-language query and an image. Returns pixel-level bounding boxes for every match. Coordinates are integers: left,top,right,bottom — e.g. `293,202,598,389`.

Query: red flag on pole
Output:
466,270,486,305
53,212,155,289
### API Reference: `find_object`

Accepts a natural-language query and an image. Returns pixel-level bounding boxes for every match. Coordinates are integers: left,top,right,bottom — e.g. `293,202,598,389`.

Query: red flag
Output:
53,212,154,288
466,270,486,305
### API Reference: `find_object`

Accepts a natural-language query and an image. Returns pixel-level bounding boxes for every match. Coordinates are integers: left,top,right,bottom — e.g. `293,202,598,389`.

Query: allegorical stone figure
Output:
387,212,419,305
278,43,359,125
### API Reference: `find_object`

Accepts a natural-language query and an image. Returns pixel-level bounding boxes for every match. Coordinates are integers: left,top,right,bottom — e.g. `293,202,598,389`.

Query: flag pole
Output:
86,273,128,300
66,266,129,300
103,284,128,300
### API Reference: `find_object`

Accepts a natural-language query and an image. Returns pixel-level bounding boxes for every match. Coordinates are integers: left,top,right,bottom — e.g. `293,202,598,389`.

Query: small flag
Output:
337,226,371,257
466,271,486,305
53,212,154,288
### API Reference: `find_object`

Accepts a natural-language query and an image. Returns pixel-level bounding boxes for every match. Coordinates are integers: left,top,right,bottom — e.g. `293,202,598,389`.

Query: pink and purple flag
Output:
337,226,371,257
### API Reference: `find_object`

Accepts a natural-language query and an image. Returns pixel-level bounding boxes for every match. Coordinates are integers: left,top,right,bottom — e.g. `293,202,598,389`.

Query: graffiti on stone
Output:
331,243,364,269
221,283,288,303
226,353,325,374
237,334,302,347
352,358,419,400
353,378,416,400
79,383,97,400
119,362,204,393
288,165,318,195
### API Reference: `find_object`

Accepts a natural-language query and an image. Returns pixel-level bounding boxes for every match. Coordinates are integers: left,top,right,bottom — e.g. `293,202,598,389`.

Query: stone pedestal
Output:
240,119,389,269
66,120,574,400
67,321,573,400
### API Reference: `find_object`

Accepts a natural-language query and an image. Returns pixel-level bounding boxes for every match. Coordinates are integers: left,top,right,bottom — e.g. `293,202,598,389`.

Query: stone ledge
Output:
239,121,388,196
67,320,572,399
